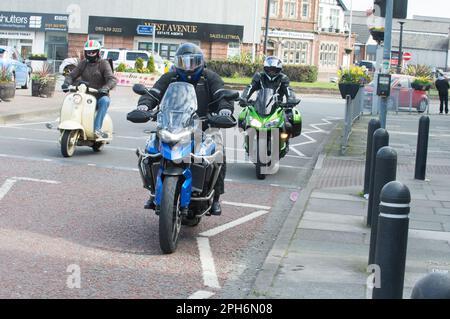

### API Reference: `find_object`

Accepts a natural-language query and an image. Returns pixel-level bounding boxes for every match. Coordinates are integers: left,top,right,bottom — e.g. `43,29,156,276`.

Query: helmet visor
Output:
264,56,281,68
174,54,203,72
264,66,281,77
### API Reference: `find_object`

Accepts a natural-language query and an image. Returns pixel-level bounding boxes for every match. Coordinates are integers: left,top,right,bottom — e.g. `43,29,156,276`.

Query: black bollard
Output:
367,128,389,227
368,146,397,265
411,273,450,299
364,119,381,195
414,116,430,180
372,181,411,299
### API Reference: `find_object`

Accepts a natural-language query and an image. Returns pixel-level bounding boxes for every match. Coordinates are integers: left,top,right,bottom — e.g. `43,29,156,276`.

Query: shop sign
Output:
0,11,68,32
0,30,34,39
89,16,243,42
268,30,315,40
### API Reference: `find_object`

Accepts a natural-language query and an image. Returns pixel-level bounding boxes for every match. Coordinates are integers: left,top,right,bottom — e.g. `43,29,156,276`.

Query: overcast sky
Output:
341,0,450,19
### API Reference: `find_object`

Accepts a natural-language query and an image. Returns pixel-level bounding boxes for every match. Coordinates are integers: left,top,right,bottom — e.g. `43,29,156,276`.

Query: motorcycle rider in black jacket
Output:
134,43,233,216
240,56,298,132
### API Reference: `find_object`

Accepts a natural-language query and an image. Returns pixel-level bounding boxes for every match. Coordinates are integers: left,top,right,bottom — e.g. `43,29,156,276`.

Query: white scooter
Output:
57,83,113,157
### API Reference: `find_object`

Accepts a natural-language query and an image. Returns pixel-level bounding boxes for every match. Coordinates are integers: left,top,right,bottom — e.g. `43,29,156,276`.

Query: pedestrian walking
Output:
435,71,449,114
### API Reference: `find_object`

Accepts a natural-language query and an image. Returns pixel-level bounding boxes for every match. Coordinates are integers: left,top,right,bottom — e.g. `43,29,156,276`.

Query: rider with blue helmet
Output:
135,43,233,216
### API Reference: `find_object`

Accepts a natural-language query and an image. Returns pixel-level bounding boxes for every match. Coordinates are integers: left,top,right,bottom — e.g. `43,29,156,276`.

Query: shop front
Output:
0,11,68,71
87,16,244,61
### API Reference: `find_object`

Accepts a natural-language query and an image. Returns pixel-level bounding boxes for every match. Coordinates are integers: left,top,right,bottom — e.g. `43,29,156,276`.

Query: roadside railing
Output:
341,87,364,155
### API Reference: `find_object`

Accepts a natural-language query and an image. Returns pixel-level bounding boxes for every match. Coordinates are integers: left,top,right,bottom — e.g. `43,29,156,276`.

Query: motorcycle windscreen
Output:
255,88,277,116
157,82,198,133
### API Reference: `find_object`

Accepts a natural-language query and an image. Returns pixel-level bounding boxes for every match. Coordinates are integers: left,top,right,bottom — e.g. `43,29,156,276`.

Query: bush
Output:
405,64,432,78
115,63,127,72
206,60,318,82
135,57,145,71
147,56,155,73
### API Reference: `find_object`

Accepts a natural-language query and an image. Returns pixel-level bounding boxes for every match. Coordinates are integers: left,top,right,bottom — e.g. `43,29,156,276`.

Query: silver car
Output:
0,46,31,89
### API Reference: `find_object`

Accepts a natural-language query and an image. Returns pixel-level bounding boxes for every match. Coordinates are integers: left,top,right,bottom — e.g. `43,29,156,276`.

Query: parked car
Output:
59,49,165,75
0,46,32,89
357,60,376,73
363,74,429,113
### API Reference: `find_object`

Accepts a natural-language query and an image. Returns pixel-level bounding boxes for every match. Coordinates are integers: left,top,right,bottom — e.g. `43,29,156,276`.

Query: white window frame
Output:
283,0,297,19
301,0,310,19
319,42,339,67
270,0,279,17
227,42,241,59
281,40,309,65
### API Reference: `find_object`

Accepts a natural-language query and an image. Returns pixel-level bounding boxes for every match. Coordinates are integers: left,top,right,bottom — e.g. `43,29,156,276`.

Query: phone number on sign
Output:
94,26,122,33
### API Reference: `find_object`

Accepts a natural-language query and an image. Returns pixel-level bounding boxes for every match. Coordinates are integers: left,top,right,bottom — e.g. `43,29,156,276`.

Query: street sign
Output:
136,25,154,36
403,52,412,61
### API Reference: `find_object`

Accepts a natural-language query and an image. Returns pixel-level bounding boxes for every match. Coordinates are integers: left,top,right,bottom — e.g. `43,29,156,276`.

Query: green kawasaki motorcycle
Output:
238,88,302,179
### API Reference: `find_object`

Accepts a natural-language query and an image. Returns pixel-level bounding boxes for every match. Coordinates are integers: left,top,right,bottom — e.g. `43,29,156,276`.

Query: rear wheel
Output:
159,176,182,254
61,130,79,157
181,216,201,227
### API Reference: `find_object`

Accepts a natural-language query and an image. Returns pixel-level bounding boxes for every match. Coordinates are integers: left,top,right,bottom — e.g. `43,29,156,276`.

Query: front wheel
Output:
159,176,182,254
61,130,79,157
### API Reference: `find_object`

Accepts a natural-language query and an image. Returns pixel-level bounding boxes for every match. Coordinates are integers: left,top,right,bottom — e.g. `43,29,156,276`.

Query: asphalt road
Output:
0,87,345,298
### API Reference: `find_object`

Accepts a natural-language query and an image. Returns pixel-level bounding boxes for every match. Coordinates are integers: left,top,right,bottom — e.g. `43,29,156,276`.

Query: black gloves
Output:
61,82,69,92
138,94,158,109
98,88,110,95
239,97,248,107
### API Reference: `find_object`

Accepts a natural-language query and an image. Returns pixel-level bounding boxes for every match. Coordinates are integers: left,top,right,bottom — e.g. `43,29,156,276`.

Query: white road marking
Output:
0,179,17,201
221,201,271,210
289,146,307,157
188,290,215,299
199,210,269,237
12,177,60,184
0,120,58,128
314,153,326,170
196,237,221,289
0,177,60,202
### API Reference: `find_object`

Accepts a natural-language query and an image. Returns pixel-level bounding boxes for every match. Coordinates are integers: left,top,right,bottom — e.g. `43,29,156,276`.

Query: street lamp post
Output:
397,21,405,74
263,0,271,56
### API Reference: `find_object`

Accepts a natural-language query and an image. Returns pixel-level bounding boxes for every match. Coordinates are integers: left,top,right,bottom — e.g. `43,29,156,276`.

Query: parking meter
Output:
377,73,391,97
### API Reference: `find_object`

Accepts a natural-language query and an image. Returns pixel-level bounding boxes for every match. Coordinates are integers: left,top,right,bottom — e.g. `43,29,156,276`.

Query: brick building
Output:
264,0,355,80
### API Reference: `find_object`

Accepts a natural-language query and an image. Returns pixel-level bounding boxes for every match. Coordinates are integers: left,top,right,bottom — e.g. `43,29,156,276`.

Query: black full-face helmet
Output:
263,56,283,81
173,43,205,83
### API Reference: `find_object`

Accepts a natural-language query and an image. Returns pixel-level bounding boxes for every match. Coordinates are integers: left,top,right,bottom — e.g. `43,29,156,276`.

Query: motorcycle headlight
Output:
72,94,82,104
250,118,262,128
265,118,280,128
158,129,191,144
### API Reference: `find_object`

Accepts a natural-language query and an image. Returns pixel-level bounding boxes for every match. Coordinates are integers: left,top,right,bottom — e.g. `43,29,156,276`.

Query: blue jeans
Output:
94,96,110,131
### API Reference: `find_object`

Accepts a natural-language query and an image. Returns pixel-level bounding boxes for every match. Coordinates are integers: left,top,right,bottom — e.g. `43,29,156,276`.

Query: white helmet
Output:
264,56,282,81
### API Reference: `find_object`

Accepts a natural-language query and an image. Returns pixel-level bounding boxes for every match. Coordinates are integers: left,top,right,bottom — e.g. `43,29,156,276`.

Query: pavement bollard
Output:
414,116,430,180
368,146,397,265
411,272,450,299
366,128,389,227
363,119,381,195
372,181,411,299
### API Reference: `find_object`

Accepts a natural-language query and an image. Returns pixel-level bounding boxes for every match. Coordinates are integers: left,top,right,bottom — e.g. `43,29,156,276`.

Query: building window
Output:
302,0,310,19
282,40,309,65
270,0,279,17
227,42,240,59
283,0,297,19
319,43,338,67
319,7,324,29
88,34,104,46
330,8,340,30
138,42,160,53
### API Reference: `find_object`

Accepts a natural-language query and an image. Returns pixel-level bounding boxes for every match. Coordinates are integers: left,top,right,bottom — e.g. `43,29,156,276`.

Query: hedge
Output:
206,60,318,83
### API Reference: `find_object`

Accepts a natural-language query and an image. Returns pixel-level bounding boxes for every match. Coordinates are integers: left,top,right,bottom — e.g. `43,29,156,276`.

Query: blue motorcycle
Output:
128,82,238,254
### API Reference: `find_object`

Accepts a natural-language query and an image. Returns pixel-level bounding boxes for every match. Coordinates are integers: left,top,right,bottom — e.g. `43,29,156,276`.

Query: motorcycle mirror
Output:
133,84,148,96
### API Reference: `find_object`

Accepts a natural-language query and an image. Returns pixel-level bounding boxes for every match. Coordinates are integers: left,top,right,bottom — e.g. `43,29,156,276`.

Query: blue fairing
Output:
180,169,192,208
161,142,192,161
146,136,159,154
155,167,192,209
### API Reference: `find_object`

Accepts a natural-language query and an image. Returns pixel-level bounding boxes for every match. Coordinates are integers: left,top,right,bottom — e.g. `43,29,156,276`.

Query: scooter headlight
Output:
250,118,262,128
72,94,82,104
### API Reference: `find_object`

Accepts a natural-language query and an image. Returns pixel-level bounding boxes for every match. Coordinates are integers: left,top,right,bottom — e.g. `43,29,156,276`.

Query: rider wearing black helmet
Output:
240,56,298,132
135,43,233,216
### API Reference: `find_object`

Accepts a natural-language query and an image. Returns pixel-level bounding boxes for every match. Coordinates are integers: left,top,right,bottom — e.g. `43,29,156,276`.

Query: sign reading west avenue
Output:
89,16,243,42
0,11,68,31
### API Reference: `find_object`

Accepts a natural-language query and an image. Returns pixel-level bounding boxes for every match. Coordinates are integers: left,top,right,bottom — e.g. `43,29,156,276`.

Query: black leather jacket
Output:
241,72,297,103
138,69,233,117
